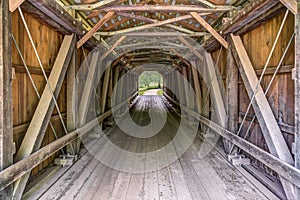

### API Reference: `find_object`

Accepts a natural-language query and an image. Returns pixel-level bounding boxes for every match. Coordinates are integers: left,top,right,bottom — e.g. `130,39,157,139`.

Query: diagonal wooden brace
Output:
230,34,295,200
12,34,76,200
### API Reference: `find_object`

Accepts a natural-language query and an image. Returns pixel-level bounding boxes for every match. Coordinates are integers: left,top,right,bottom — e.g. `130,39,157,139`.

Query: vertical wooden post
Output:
295,2,300,198
67,48,79,154
191,61,202,114
101,63,111,115
225,49,239,153
0,1,13,199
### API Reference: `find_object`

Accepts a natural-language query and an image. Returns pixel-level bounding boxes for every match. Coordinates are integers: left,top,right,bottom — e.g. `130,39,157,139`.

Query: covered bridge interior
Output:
1,0,300,199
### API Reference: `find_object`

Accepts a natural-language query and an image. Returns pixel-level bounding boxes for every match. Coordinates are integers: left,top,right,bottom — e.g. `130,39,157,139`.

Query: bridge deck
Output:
33,96,268,200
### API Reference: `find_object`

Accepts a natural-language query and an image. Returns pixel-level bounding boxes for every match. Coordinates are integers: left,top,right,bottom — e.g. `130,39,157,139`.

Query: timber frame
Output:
0,0,299,199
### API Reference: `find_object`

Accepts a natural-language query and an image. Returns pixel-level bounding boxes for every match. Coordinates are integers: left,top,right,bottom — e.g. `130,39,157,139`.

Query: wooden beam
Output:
100,36,126,60
0,93,138,193
177,36,204,61
9,0,26,12
204,0,279,52
66,49,79,154
115,12,196,34
191,61,202,113
225,49,239,153
279,0,297,14
72,5,234,12
77,11,114,48
13,113,66,135
295,2,300,199
95,14,193,36
101,64,111,115
230,34,295,200
12,35,75,199
205,52,226,126
190,12,228,49
64,0,119,10
0,0,13,199
78,51,100,127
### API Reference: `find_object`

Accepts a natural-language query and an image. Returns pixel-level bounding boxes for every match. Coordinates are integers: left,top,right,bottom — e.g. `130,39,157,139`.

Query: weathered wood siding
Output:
210,12,295,176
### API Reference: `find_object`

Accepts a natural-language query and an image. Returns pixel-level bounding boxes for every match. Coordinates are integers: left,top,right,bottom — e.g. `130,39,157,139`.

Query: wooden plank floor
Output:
36,96,268,200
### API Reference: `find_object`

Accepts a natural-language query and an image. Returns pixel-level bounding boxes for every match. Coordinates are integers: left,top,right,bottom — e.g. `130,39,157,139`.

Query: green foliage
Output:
157,89,163,96
139,71,163,88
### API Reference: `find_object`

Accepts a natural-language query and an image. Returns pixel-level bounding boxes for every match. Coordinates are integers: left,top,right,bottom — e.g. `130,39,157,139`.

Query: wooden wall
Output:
211,12,295,177
11,10,85,176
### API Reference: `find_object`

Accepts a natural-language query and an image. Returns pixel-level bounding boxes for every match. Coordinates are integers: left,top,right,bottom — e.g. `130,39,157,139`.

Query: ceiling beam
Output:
177,36,204,61
120,32,208,37
190,12,228,49
64,0,118,10
97,5,234,12
115,12,196,34
95,14,193,36
279,0,297,14
77,11,115,48
100,36,126,60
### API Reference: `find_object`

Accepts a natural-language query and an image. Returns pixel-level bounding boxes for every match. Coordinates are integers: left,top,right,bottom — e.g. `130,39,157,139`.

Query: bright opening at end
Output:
138,71,163,96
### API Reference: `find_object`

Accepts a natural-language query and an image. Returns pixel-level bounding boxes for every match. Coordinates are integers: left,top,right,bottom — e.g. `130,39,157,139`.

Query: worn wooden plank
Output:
190,12,228,49
225,49,238,153
178,36,204,61
100,36,126,60
98,5,233,12
67,49,79,154
95,15,194,36
230,34,295,200
295,2,300,199
77,11,114,48
77,51,100,127
12,34,75,200
205,52,226,126
0,1,13,199
191,61,202,113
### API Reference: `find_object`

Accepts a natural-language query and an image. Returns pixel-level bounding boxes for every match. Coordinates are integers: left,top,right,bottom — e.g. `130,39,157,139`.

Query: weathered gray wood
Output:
225,49,238,153
0,1,13,199
67,49,79,154
230,34,295,200
78,51,100,127
205,52,226,127
98,5,234,12
190,12,228,49
191,61,202,113
101,64,111,115
12,35,76,199
77,11,114,48
0,93,137,192
295,3,300,199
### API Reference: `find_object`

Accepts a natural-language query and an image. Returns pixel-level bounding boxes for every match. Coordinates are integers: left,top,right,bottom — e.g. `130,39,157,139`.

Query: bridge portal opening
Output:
138,71,163,96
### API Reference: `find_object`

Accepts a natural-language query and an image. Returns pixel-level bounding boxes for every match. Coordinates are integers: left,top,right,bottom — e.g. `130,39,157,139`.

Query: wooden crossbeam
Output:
190,12,228,49
101,5,233,12
9,0,26,12
177,36,204,61
77,11,114,49
279,0,297,14
230,34,295,200
12,34,75,199
100,36,126,60
64,0,118,10
95,14,193,36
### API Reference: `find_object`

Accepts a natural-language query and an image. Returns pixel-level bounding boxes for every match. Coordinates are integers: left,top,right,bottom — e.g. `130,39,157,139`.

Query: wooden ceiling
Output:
56,0,252,69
